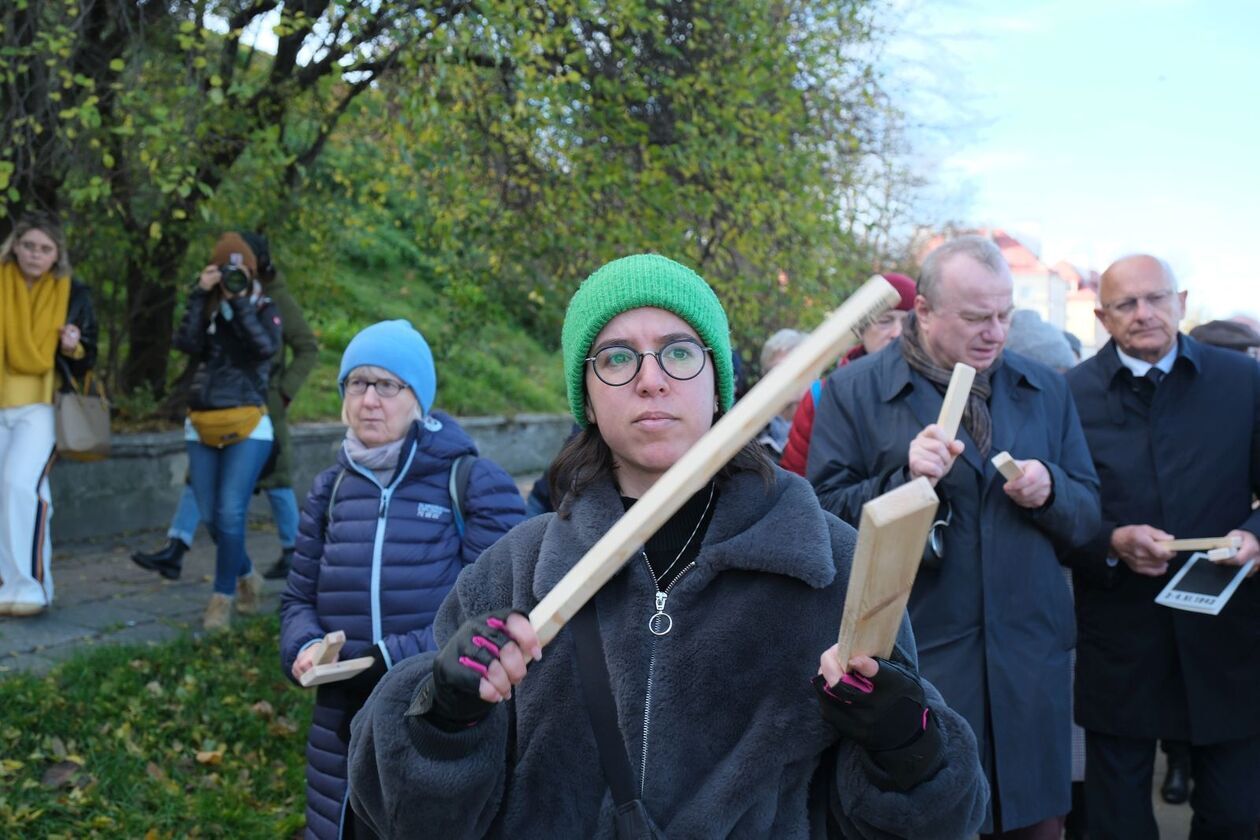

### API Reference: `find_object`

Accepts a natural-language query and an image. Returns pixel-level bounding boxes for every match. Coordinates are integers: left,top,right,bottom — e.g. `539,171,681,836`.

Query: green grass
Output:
0,616,312,838
282,259,567,424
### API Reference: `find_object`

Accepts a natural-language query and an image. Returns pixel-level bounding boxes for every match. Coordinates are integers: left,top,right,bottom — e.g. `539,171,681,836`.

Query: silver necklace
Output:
644,482,716,636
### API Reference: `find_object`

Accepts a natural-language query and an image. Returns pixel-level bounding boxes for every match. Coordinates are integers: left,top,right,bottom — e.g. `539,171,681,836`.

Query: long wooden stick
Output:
936,363,976,440
834,477,939,665
1155,536,1242,552
528,275,903,647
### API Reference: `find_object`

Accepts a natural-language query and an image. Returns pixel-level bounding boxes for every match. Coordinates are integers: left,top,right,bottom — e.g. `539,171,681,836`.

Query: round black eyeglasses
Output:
585,338,711,387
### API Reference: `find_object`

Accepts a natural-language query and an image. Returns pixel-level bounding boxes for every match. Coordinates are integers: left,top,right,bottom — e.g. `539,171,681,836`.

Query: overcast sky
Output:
888,0,1258,321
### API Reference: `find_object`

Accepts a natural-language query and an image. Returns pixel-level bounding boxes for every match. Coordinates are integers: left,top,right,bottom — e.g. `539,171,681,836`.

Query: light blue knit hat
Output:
338,320,437,413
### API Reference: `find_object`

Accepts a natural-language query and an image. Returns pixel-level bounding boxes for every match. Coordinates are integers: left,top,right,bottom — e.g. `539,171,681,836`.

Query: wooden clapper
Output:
831,362,972,665
527,275,906,649
299,630,376,688
1155,535,1242,561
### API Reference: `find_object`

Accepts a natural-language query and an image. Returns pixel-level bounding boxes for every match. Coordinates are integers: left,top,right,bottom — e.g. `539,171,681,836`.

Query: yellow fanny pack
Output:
188,405,266,447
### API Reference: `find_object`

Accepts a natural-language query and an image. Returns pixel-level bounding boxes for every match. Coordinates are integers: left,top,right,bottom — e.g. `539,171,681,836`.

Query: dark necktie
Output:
1130,367,1164,406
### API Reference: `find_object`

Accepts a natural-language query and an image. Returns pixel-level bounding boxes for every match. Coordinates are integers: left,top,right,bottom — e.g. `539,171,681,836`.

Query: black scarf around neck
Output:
899,312,1000,457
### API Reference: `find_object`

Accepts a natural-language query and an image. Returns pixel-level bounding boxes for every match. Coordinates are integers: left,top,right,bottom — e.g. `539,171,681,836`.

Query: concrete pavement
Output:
0,526,289,675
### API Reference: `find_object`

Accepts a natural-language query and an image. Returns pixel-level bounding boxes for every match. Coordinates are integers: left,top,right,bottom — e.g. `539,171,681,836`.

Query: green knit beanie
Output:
562,254,734,427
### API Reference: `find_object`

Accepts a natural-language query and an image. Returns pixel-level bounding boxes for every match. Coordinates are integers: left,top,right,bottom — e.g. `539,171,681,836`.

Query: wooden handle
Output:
936,363,976,440
311,630,346,666
528,275,904,647
991,451,1024,482
300,656,376,688
1156,536,1242,552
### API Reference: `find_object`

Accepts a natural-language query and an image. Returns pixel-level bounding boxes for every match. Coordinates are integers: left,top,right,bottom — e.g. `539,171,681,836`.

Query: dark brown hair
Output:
548,413,776,516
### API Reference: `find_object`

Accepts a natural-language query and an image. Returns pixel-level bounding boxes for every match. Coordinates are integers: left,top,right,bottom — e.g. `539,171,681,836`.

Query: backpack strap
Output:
448,454,476,538
325,467,349,531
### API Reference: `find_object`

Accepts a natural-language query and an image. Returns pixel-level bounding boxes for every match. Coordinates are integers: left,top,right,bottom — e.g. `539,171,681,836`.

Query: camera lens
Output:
220,264,250,294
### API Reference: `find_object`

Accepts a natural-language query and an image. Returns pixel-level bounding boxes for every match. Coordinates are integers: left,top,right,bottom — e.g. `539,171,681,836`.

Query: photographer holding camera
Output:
173,233,281,631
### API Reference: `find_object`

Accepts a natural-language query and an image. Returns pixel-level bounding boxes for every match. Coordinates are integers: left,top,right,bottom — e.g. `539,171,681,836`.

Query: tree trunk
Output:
122,273,180,396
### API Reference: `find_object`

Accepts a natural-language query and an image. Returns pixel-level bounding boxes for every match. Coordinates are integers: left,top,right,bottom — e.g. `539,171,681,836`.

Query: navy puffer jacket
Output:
280,411,526,840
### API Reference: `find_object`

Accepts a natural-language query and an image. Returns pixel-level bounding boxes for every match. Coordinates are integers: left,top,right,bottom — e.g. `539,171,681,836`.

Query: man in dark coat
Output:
808,235,1101,837
1064,254,1260,839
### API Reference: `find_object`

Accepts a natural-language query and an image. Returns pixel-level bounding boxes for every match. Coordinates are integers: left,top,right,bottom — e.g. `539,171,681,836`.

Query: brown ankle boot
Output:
235,572,264,615
204,593,232,631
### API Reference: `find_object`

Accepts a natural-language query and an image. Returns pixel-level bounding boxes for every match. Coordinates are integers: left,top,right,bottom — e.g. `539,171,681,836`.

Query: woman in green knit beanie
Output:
347,253,986,839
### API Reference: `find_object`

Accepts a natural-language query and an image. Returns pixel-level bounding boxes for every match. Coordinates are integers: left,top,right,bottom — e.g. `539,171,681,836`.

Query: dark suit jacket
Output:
809,342,1100,832
1065,335,1260,744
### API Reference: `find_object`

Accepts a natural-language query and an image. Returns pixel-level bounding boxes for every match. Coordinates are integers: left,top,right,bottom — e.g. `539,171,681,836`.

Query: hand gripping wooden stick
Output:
527,275,903,647
298,630,376,688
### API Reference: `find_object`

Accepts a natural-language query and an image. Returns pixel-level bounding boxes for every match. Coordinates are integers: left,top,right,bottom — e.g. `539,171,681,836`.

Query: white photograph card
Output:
1155,552,1255,616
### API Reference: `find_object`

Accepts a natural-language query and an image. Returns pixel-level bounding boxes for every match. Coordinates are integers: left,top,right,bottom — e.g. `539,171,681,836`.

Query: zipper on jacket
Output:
639,553,696,796
348,441,418,645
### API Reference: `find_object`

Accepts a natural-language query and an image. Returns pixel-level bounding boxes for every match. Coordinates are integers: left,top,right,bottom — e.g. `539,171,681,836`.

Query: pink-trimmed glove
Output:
811,658,943,790
409,609,519,731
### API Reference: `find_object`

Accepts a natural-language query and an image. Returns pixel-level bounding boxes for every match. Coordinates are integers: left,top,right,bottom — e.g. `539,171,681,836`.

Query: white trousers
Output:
0,403,56,606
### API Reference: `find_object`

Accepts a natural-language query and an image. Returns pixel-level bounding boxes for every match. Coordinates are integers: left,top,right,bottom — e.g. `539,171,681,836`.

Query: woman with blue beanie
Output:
348,256,988,838
280,319,526,840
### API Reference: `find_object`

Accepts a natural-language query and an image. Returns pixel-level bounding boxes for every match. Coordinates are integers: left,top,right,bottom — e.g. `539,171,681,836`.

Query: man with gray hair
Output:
1065,254,1260,838
809,235,1101,837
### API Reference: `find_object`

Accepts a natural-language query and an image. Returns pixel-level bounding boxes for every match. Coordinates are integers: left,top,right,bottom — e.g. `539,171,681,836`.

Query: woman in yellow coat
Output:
0,213,97,616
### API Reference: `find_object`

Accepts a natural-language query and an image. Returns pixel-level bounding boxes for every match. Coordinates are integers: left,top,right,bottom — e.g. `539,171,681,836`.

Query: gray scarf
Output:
899,313,999,457
344,429,407,485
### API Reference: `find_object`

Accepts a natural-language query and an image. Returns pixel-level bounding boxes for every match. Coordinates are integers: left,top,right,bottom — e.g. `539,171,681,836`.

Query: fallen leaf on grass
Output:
145,761,167,781
41,760,83,789
250,700,275,719
268,716,299,737
194,749,223,766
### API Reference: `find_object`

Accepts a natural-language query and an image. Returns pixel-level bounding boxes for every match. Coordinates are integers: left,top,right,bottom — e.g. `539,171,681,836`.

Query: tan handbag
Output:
54,371,111,461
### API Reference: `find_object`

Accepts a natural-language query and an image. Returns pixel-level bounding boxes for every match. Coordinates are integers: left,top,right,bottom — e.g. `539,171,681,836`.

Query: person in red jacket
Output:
780,272,916,476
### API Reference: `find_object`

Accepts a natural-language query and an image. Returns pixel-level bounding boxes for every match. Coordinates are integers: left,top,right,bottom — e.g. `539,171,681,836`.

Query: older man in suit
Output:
1065,254,1260,840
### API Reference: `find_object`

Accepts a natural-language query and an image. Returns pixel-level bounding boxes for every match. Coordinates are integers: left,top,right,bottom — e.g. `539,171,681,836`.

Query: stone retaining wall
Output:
48,414,572,542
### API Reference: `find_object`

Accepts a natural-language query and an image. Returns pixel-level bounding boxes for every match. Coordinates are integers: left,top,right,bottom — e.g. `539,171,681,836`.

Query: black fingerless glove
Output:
812,658,943,791
406,609,517,732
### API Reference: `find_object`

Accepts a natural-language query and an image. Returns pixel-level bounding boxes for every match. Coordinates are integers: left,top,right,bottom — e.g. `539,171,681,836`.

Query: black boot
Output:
131,538,188,580
263,547,295,580
1161,753,1191,805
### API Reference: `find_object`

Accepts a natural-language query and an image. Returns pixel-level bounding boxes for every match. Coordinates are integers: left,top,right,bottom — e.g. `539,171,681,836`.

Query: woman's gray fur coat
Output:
349,469,988,838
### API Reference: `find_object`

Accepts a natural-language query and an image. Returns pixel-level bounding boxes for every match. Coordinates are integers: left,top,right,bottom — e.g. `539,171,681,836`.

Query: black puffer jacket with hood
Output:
173,285,281,410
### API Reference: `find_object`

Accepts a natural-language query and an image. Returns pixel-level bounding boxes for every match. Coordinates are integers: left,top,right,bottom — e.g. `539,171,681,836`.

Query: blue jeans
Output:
264,487,299,549
168,484,201,547
186,438,272,595
169,483,298,549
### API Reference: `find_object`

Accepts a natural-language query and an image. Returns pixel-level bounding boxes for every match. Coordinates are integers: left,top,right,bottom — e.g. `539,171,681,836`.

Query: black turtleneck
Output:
620,481,719,591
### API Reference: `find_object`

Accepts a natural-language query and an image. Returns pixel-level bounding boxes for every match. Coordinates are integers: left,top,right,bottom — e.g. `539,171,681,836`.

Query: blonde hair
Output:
0,212,72,278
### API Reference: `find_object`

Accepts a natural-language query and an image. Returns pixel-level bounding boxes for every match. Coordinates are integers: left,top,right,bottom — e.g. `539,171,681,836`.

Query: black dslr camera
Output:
219,253,251,295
